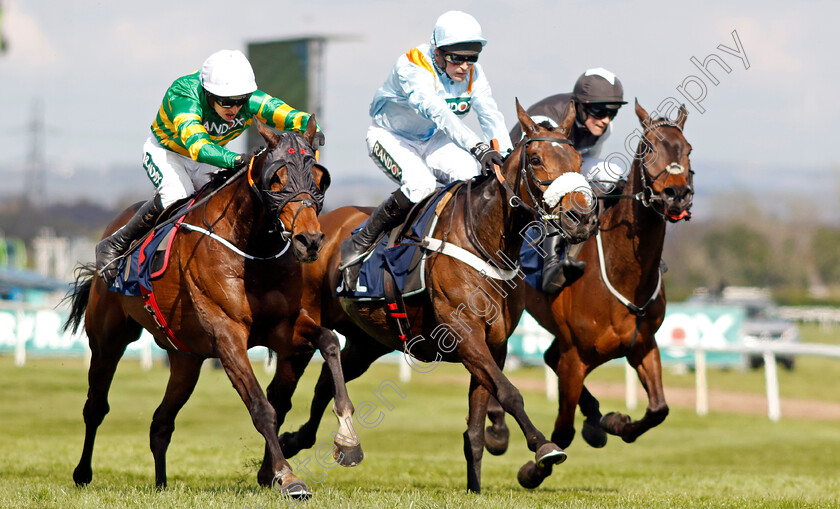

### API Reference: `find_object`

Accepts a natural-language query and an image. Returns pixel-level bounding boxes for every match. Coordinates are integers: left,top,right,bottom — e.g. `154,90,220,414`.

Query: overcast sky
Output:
2,0,838,210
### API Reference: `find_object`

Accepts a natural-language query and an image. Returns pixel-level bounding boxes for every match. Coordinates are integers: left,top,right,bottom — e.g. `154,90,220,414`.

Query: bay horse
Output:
266,101,599,493
482,100,694,488
62,119,357,499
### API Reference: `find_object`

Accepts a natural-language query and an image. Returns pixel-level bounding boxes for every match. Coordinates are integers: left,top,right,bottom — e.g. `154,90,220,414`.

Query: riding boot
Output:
541,235,586,294
95,195,165,286
339,189,413,291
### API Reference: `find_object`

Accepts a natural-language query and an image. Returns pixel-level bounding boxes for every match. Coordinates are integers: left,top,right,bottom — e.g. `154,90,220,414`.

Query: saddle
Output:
337,182,465,300
107,195,200,353
339,180,525,344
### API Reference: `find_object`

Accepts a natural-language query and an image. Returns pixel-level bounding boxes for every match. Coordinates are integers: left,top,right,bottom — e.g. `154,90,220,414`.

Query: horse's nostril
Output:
294,232,325,250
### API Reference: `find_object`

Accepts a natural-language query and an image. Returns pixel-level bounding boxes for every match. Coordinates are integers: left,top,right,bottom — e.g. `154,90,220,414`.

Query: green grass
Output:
1,351,839,508
577,322,840,403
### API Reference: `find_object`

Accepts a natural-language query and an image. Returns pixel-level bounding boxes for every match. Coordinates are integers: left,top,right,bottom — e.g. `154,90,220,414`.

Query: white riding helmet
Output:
430,11,487,49
200,50,258,97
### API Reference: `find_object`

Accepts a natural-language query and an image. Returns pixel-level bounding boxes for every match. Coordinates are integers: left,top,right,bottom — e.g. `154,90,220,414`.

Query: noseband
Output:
499,136,578,221
612,120,695,222
465,135,587,268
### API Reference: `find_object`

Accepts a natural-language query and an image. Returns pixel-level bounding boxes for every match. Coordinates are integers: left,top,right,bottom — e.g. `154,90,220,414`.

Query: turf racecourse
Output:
1,350,839,509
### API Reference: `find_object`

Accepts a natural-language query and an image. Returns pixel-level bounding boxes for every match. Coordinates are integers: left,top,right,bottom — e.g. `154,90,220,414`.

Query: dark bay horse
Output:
267,101,599,493
62,120,356,499
483,100,694,488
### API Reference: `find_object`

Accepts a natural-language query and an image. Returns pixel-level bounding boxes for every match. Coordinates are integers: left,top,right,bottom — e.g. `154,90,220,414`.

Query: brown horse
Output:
62,120,357,499
266,101,599,493
482,100,694,488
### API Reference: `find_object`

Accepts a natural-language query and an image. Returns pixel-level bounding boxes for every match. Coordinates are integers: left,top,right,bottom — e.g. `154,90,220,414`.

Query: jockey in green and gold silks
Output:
95,49,324,287
151,71,312,169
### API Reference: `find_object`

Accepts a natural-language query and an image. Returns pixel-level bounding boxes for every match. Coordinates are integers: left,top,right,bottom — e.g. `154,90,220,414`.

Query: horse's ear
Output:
557,101,575,137
256,118,281,150
516,98,539,138
635,98,650,123
304,115,318,146
675,104,688,130
313,163,331,194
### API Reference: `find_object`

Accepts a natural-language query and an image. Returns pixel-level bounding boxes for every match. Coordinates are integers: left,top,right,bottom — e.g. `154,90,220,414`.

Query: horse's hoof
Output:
535,442,567,468
600,412,631,436
484,425,510,456
517,461,548,489
257,467,273,487
282,481,312,500
334,442,364,467
273,474,312,500
582,419,608,448
72,466,92,487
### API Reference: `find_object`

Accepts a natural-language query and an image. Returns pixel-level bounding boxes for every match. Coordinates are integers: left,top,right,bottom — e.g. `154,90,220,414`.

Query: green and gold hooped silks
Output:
151,72,312,169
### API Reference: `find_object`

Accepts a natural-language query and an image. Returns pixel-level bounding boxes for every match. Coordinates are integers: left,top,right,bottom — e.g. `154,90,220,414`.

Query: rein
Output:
174,153,296,260
464,136,574,268
99,164,252,273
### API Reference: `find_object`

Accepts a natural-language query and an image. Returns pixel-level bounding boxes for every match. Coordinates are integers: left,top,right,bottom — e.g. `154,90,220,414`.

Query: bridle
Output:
247,136,327,240
494,135,577,219
464,135,583,268
609,119,694,223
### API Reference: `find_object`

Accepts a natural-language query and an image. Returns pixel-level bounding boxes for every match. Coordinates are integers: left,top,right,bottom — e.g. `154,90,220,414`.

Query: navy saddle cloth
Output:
109,201,192,296
338,183,460,300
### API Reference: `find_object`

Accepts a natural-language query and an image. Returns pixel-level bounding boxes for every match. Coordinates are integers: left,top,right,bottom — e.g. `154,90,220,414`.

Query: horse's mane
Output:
200,166,244,195
210,167,240,187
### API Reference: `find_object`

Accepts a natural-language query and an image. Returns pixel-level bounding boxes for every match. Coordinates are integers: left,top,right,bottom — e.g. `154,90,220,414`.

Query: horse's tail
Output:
61,263,96,334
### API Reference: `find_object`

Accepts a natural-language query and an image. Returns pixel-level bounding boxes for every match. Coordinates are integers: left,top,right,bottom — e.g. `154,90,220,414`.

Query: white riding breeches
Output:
141,137,223,207
366,125,481,203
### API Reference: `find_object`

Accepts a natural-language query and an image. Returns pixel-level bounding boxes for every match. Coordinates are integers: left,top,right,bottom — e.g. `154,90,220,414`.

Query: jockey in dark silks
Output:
510,68,627,293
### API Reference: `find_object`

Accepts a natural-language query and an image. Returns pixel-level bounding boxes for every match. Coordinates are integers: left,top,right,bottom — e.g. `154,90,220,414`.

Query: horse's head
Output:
634,100,693,222
508,99,598,244
250,118,330,262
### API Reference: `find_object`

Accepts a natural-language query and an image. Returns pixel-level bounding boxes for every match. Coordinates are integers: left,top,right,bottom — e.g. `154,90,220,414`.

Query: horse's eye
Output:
529,156,542,166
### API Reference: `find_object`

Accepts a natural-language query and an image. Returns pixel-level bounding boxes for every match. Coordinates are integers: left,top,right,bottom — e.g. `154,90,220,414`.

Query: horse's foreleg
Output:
73,326,134,486
601,343,669,443
483,396,509,456
149,352,203,488
217,343,310,499
278,329,389,461
260,351,314,486
578,385,608,448
459,345,566,490
464,377,491,493
309,327,364,467
549,351,586,449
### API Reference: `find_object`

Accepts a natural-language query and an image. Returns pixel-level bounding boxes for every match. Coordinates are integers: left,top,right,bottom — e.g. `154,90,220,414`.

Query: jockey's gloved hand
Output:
233,146,264,169
312,131,325,151
471,142,504,172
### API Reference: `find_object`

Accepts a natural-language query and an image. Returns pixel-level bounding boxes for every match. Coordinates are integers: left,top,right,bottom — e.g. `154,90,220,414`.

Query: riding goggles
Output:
585,104,619,120
214,93,251,108
442,52,479,65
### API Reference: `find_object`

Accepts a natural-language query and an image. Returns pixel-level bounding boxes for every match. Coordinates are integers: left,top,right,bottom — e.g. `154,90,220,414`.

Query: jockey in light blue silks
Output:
339,10,513,291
